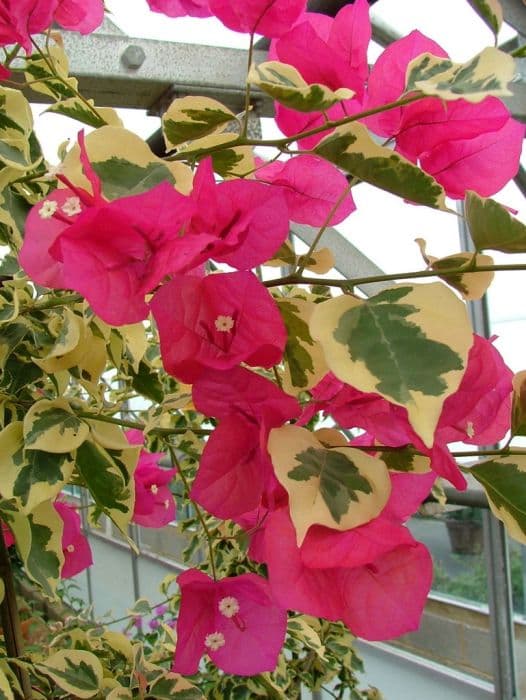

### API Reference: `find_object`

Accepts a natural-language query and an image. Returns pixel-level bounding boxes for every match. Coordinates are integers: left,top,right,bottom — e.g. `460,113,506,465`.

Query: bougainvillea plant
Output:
0,0,525,697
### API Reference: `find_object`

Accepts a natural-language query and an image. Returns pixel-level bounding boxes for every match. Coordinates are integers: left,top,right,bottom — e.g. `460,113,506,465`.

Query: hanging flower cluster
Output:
0,0,525,694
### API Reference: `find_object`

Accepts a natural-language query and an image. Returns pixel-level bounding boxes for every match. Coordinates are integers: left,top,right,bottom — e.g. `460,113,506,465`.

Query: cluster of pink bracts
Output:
6,0,523,679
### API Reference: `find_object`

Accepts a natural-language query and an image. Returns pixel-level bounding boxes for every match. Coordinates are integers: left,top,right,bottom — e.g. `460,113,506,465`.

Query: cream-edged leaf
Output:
23,398,89,453
465,190,526,253
162,96,237,149
37,650,103,699
268,425,391,544
406,47,514,102
315,122,448,210
310,283,472,447
471,457,526,544
249,61,354,112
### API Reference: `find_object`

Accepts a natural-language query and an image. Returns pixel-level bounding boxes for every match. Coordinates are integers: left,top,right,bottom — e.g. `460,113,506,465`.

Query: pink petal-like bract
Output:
1,521,15,548
172,569,287,675
365,30,448,138
395,97,511,164
146,0,212,18
125,430,176,529
420,118,526,199
151,271,287,383
0,0,57,52
255,155,355,226
188,158,290,270
192,365,300,426
48,182,202,325
54,501,93,579
54,0,104,33
208,0,306,37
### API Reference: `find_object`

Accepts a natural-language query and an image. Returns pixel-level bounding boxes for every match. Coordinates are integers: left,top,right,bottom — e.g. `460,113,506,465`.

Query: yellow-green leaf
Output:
471,456,526,544
24,44,78,100
511,370,526,437
0,667,14,700
162,96,237,149
0,422,75,512
415,239,494,300
405,47,514,102
466,0,503,36
465,190,526,253
9,500,64,596
310,283,472,447
148,672,205,699
0,88,40,171
268,425,391,544
278,297,329,394
249,61,354,112
117,323,148,374
23,398,89,453
37,650,103,699
46,98,113,129
315,122,448,210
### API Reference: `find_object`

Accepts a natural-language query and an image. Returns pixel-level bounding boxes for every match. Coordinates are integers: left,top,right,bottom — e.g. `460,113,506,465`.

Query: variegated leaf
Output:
23,398,89,453
466,0,503,36
465,190,526,253
37,650,103,699
163,96,237,149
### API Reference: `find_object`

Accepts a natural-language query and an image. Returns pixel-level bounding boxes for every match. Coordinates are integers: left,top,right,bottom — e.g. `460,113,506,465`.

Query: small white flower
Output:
218,596,240,618
66,544,75,554
62,196,82,217
150,484,159,495
214,315,234,332
164,499,170,509
39,200,58,219
466,421,475,439
204,631,225,651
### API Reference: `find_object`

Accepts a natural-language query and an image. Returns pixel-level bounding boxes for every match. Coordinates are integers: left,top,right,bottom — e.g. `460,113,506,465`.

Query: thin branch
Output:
76,412,212,438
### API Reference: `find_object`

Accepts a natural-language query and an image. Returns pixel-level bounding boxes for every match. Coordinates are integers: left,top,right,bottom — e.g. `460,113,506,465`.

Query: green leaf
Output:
310,283,472,447
131,360,164,403
23,398,89,453
93,158,175,199
0,322,29,369
0,667,14,700
405,47,514,102
13,449,76,512
37,650,103,699
76,439,138,534
315,122,448,210
466,0,503,36
289,446,373,522
465,190,526,253
46,98,107,128
148,673,204,699
380,448,431,473
248,61,354,112
163,96,237,149
471,457,526,544
269,425,391,544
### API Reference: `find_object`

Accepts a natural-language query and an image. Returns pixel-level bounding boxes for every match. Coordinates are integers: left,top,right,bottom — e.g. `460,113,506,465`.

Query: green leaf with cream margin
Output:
466,0,503,37
75,437,139,535
465,190,526,253
60,126,193,200
310,283,472,448
278,297,329,395
471,456,526,544
37,650,103,699
268,425,391,544
0,87,41,171
7,499,64,597
405,47,514,102
249,61,354,112
162,96,238,149
315,123,448,210
0,422,76,513
23,398,89,453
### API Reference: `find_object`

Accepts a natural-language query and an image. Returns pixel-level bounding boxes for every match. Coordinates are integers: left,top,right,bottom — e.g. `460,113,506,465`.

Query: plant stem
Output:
167,93,426,161
167,444,217,581
0,527,33,699
263,263,526,290
241,33,255,139
76,412,212,438
23,293,84,312
294,178,356,276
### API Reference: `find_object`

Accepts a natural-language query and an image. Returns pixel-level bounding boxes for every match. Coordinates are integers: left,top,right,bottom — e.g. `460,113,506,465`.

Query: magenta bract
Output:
173,569,287,675
146,0,212,18
208,0,306,37
54,501,93,579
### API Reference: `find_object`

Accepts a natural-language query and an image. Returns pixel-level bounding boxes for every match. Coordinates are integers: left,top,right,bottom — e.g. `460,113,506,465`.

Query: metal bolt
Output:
121,45,146,69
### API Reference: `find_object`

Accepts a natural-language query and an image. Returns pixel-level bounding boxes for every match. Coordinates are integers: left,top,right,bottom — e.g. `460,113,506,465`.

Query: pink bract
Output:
255,155,355,226
208,0,307,37
172,569,287,675
188,158,290,270
54,0,105,34
150,271,287,383
125,431,176,529
146,0,212,18
54,501,93,579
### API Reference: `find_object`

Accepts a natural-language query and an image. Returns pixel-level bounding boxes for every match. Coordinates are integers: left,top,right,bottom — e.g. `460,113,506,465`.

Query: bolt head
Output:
121,45,146,69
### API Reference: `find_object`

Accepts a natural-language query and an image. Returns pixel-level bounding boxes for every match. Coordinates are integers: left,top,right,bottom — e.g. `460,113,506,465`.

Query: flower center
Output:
62,196,82,217
204,631,225,651
214,315,235,332
39,200,58,219
150,484,158,495
66,544,75,554
218,596,240,618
